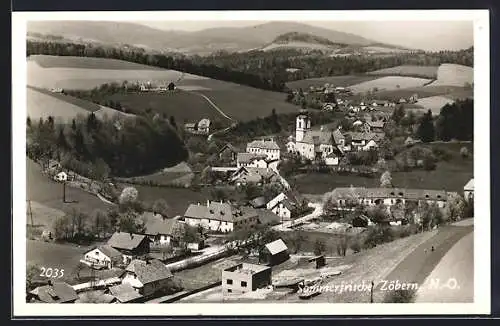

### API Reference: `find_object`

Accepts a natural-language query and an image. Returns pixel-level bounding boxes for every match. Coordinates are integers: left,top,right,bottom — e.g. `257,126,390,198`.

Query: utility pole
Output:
27,200,34,227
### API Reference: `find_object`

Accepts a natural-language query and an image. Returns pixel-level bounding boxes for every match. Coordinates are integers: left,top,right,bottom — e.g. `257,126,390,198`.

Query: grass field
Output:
27,158,111,216
355,85,473,102
285,75,379,90
31,55,165,70
28,85,101,112
293,142,473,195
416,96,456,115
366,65,439,79
349,76,433,94
27,87,91,121
428,64,474,87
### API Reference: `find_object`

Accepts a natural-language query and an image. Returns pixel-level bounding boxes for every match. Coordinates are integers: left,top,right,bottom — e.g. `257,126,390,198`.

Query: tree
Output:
314,239,326,255
419,202,444,231
460,146,469,158
169,116,177,129
152,199,169,217
392,105,406,125
93,158,110,181
92,209,110,239
366,205,390,224
53,215,71,240
444,193,466,222
117,210,145,234
380,170,393,188
287,231,306,253
336,235,349,257
416,110,435,143
119,187,139,205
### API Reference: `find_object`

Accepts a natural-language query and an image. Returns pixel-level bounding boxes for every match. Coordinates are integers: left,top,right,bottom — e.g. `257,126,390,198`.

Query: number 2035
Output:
40,267,64,278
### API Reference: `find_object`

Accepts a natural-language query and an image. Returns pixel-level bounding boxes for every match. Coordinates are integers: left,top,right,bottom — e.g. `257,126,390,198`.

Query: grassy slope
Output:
31,55,164,70
366,65,439,79
27,87,92,121
286,75,379,90
28,85,101,112
294,142,473,195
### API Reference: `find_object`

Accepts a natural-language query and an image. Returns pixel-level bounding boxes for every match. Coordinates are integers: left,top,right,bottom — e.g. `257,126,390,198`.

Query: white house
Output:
143,213,185,247
246,139,280,160
346,132,385,151
121,259,173,297
54,171,67,182
266,192,303,221
197,118,211,134
325,151,340,165
82,245,123,269
184,201,259,233
464,178,474,202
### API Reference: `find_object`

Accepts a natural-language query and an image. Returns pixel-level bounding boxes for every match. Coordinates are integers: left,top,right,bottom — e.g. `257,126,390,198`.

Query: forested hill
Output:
27,40,473,93
272,32,346,47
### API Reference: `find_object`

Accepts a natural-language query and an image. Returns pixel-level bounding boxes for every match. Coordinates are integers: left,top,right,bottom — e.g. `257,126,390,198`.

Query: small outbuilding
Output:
260,239,290,266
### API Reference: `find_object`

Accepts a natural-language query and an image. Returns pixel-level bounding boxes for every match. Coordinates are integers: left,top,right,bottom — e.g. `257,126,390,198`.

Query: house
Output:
28,281,78,303
184,200,259,233
107,283,143,303
184,123,197,133
54,171,67,182
236,153,268,168
107,232,150,265
121,259,174,297
464,178,474,202
345,132,385,151
82,245,123,270
362,120,385,133
371,100,389,107
266,192,303,221
398,98,407,104
197,118,211,134
231,167,280,187
47,159,61,171
222,262,272,295
260,239,290,266
352,120,364,128
143,213,186,247
250,196,267,209
218,143,239,162
246,139,280,160
325,151,340,166
328,187,449,209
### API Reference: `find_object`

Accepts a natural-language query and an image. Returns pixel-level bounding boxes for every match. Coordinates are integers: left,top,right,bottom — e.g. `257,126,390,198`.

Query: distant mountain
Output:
27,21,412,55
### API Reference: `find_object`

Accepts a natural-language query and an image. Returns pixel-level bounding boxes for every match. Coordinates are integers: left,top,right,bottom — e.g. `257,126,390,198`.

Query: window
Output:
228,289,232,293
227,279,233,285
241,281,247,287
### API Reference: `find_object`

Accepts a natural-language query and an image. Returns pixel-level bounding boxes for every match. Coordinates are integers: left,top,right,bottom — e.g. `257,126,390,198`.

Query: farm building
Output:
266,192,304,221
222,262,272,295
107,232,150,264
230,166,281,187
344,132,385,151
218,143,240,162
121,259,174,298
82,245,123,270
464,178,474,202
106,283,143,303
260,239,290,266
143,213,186,247
183,200,259,233
197,118,211,134
54,171,67,182
328,187,449,209
246,139,281,160
28,281,78,303
362,120,385,133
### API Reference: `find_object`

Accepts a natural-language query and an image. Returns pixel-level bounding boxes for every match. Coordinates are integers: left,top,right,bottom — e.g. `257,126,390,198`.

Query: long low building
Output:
328,187,449,208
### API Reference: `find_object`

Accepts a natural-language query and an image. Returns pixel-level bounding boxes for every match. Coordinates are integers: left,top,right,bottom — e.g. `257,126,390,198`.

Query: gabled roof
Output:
108,283,143,303
125,259,173,285
265,239,288,255
237,153,267,164
87,245,122,260
247,139,280,150
331,187,448,201
347,132,385,142
332,129,345,143
250,196,267,208
107,232,147,251
219,143,239,154
29,282,78,303
464,178,474,191
300,130,334,145
144,213,185,238
198,118,211,128
366,120,385,128
184,202,258,223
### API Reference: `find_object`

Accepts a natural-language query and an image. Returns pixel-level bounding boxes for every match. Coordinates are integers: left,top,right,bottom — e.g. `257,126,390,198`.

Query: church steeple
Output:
296,109,311,142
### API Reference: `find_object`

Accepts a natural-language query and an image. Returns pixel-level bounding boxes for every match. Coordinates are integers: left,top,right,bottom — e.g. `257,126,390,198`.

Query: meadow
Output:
348,76,433,94
285,75,379,90
32,55,166,70
415,96,456,115
366,65,439,79
27,87,91,121
428,64,474,87
356,85,473,103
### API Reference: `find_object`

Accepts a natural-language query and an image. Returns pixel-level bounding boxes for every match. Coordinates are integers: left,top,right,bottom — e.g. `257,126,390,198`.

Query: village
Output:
27,93,474,304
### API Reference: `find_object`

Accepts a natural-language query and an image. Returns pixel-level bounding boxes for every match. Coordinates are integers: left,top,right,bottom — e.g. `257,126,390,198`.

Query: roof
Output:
300,130,334,145
224,262,271,274
198,118,211,128
184,202,258,223
232,167,279,184
184,123,196,129
464,178,474,191
330,187,448,201
250,196,267,208
237,153,268,164
265,239,289,255
125,259,173,285
143,213,185,237
29,282,78,303
88,245,122,260
107,232,147,251
332,129,345,143
366,120,385,128
247,139,280,150
108,283,143,303
347,132,385,142
219,143,239,154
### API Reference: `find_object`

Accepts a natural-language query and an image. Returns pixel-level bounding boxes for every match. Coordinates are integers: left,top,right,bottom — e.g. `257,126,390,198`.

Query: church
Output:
286,110,343,165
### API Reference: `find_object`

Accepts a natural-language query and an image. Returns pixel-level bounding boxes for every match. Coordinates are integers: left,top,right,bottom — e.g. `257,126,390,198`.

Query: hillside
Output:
261,32,347,52
27,21,400,55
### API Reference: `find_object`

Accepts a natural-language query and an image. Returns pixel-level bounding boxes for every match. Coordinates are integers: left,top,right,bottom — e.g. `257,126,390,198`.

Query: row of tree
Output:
26,113,188,178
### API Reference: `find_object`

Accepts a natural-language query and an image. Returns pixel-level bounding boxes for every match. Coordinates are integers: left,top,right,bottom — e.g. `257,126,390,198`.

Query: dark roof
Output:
331,187,448,201
29,282,78,303
347,132,385,142
91,245,122,260
144,213,185,238
247,139,280,150
250,196,267,208
332,129,345,144
366,120,385,128
300,130,334,145
107,232,148,251
125,259,173,285
108,283,143,303
184,202,258,223
219,143,239,154
237,153,267,164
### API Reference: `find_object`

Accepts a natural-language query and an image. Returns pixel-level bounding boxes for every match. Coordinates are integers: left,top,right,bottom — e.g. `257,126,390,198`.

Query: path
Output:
415,231,473,302
378,222,473,300
272,202,323,231
193,92,235,122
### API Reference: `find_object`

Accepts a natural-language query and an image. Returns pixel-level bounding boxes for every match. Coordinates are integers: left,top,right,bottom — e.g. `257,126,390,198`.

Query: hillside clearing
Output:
353,85,472,102
286,75,379,90
366,65,439,79
427,64,473,87
416,96,456,115
30,55,166,70
349,76,433,94
27,87,91,121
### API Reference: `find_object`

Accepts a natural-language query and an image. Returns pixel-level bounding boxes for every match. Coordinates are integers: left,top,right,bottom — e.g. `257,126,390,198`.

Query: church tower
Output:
296,110,311,142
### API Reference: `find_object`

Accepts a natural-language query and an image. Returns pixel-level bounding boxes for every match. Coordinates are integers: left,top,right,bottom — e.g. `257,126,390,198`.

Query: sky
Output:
139,20,473,51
